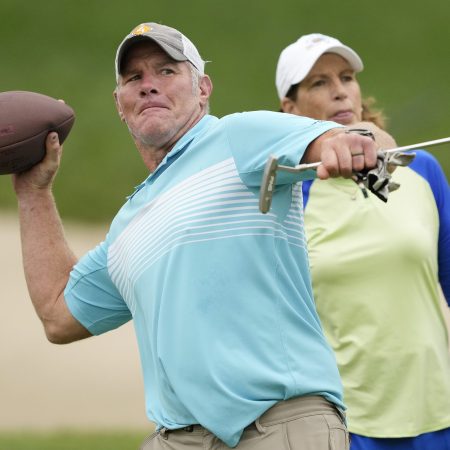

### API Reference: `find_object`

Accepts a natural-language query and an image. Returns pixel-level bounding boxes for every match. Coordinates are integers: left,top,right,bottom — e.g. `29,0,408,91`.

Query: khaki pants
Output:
140,396,349,450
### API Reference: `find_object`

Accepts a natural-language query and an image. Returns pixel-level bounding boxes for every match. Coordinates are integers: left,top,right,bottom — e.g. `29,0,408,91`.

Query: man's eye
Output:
126,74,140,83
161,68,175,75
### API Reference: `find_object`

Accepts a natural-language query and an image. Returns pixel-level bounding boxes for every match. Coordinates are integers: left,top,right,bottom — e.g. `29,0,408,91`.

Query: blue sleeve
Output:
410,150,450,304
64,238,132,335
223,111,341,186
302,179,314,208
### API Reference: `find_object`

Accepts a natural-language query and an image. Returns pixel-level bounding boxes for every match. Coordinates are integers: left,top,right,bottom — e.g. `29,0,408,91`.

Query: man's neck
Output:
139,147,172,173
137,110,207,172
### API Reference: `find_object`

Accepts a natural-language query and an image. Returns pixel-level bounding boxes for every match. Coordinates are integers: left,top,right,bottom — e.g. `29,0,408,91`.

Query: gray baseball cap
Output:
115,22,205,81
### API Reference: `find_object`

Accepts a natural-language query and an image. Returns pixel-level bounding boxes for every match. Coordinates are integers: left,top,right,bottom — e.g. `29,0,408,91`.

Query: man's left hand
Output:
307,128,378,179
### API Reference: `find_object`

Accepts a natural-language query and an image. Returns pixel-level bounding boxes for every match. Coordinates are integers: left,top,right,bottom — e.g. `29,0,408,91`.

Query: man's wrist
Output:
16,187,55,208
344,128,375,141
302,127,342,163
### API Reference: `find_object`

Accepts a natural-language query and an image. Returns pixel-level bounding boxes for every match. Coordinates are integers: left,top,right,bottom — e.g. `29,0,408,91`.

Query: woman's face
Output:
282,53,362,125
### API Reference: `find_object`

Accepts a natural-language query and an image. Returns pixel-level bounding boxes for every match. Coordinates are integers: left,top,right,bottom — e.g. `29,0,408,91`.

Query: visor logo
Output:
132,24,151,35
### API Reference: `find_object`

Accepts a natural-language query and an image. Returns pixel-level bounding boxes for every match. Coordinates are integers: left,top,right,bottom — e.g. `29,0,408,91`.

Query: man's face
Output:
114,40,211,151
283,53,362,125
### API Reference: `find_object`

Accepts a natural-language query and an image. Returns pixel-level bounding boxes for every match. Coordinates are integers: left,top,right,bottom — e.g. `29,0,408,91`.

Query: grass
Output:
0,430,150,450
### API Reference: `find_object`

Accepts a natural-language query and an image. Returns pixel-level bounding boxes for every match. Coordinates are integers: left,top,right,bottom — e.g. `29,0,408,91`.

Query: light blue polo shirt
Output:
65,111,343,447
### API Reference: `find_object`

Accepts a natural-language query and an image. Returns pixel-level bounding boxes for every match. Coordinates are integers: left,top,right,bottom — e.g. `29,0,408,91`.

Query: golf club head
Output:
387,151,416,167
259,154,279,214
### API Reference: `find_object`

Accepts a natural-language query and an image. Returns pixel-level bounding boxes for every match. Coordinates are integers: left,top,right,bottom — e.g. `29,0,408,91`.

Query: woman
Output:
276,33,450,450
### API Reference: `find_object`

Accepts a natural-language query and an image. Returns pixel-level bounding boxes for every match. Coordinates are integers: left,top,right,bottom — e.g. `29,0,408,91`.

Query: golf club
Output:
259,136,450,214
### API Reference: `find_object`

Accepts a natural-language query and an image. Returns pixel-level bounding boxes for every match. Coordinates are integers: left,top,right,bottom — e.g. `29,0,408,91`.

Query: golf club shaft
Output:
385,136,450,153
276,136,450,173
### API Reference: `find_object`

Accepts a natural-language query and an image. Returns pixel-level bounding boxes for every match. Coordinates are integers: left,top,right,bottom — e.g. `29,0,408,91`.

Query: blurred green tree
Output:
1,0,449,221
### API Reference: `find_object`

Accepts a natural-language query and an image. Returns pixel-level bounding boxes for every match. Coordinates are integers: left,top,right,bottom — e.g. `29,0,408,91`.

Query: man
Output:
13,22,378,450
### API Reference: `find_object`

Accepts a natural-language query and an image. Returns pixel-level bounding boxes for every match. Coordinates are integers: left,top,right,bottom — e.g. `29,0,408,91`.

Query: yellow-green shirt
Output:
303,154,450,437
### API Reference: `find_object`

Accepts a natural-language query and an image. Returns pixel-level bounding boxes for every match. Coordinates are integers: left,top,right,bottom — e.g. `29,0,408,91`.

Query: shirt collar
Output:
167,114,218,159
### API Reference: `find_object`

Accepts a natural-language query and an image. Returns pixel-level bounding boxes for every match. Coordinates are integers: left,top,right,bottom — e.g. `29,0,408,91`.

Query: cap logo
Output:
132,24,151,36
305,36,328,49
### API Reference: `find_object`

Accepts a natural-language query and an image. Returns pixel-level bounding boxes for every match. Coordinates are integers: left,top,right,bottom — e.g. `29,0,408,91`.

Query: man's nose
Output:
139,76,159,96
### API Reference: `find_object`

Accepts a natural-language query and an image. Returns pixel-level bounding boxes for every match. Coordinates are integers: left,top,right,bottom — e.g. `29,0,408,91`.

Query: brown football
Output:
0,91,75,174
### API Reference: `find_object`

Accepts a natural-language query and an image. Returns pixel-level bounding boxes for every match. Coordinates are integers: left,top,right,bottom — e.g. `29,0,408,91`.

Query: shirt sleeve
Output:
64,238,132,335
301,179,314,208
409,150,450,304
222,111,342,186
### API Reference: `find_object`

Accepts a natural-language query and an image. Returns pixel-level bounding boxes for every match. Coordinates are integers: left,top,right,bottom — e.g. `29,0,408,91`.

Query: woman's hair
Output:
283,83,387,130
361,96,386,129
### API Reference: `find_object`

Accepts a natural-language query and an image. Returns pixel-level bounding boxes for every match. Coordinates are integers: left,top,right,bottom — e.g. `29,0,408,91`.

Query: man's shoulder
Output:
219,110,321,133
222,110,285,120
221,110,295,124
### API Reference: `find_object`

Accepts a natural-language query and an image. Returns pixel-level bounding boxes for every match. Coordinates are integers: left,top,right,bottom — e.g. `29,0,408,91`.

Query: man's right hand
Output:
12,132,62,196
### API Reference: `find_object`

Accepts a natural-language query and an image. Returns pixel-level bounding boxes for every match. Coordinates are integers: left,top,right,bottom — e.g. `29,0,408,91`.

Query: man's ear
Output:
113,89,126,122
199,75,213,106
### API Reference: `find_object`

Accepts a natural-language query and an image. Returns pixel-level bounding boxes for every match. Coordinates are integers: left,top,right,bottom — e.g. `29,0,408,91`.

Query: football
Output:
0,91,75,174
